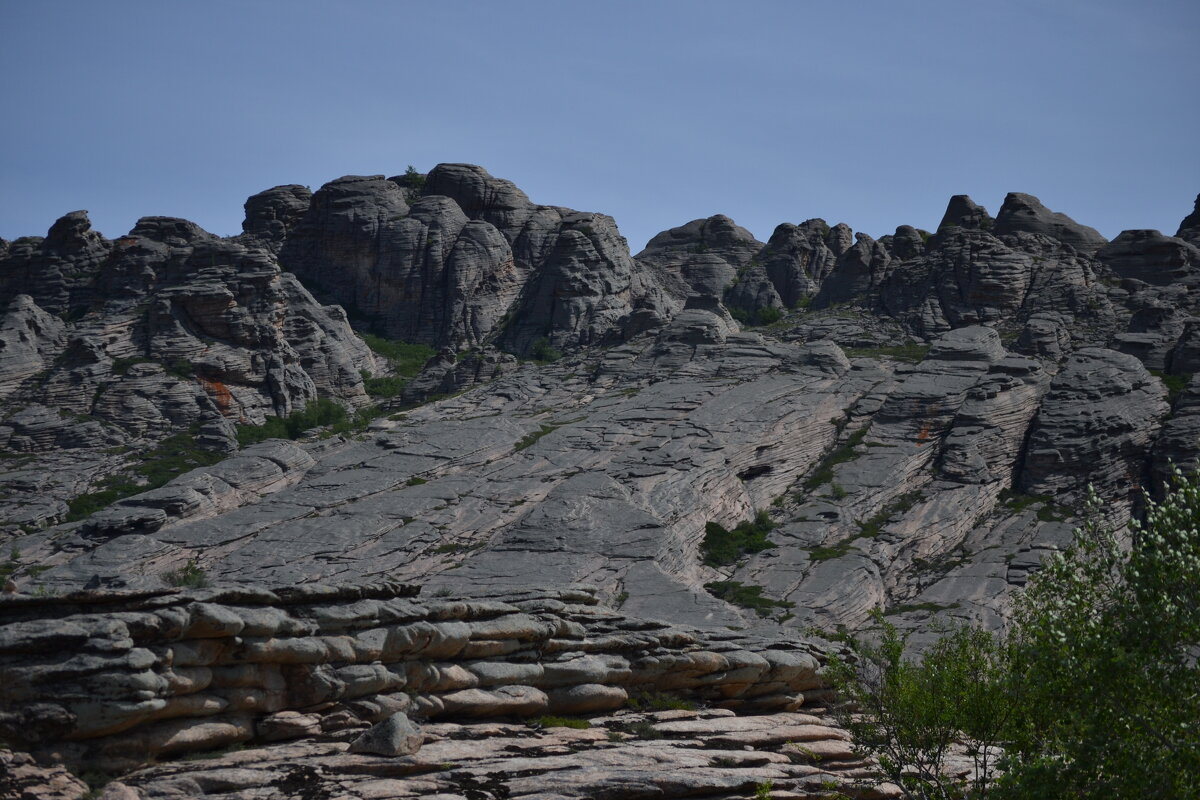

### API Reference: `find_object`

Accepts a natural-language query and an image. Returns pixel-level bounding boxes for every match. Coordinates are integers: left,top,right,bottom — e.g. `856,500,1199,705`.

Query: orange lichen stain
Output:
114,236,139,249
198,376,234,416
915,420,933,445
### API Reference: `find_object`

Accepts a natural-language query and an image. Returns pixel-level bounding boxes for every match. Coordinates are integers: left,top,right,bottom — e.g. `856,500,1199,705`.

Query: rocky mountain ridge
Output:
3,164,1199,798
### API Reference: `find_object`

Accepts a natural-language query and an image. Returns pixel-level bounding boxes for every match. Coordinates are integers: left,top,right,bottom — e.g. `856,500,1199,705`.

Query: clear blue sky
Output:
2,0,1197,253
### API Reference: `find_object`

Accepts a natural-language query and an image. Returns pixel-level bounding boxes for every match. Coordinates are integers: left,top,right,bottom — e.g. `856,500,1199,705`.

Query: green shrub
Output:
235,398,348,446
65,431,223,522
704,580,793,618
530,337,563,363
359,335,435,397
802,427,869,493
362,374,408,398
532,715,591,729
700,510,777,566
1150,369,1191,403
166,559,209,588
830,472,1200,798
515,423,560,451
628,691,696,711
727,305,784,327
758,306,784,325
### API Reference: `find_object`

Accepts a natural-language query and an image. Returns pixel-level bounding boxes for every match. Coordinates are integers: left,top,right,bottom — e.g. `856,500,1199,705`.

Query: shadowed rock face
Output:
993,192,1108,255
279,164,678,356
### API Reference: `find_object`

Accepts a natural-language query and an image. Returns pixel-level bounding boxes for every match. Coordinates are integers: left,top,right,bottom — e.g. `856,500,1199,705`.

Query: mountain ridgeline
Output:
2,164,1200,639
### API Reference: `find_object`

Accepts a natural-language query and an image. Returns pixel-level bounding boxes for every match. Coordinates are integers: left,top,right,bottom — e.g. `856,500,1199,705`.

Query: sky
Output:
1,0,1197,254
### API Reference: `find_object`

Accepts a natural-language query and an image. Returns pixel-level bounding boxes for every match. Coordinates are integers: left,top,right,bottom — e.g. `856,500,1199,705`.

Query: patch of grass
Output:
844,343,931,363
361,334,435,373
530,337,563,363
362,374,408,399
532,715,591,729
856,491,925,538
166,559,209,588
704,580,794,618
137,430,224,487
358,335,435,397
884,601,962,616
431,543,466,554
111,356,153,375
615,590,629,608
999,488,1071,521
0,548,20,581
1150,369,1191,403
236,398,350,445
700,510,777,567
806,540,856,562
628,691,696,711
829,483,849,500
802,427,869,493
406,476,428,486
165,358,194,380
728,305,785,327
625,720,663,740
65,431,225,522
515,423,561,451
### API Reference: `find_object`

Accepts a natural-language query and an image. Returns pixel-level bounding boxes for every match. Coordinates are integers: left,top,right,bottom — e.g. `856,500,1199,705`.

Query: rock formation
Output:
2,165,1199,797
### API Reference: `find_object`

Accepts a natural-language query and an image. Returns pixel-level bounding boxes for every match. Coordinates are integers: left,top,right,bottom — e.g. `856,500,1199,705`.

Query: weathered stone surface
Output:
1097,228,1200,286
993,192,1107,254
0,582,827,775
348,712,422,756
1020,348,1169,514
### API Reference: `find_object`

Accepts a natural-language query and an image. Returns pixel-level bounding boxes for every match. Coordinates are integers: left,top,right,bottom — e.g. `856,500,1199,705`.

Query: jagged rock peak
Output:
45,210,99,246
242,184,313,245
993,192,1107,254
424,162,532,214
1178,193,1200,246
638,214,761,256
938,195,994,231
129,216,214,245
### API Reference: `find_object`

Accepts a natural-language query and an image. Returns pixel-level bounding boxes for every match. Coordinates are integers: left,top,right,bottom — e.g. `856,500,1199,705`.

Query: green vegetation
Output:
111,356,193,380
625,719,662,740
806,539,856,562
998,488,1071,522
111,356,153,375
166,559,209,588
856,491,924,539
0,548,20,581
235,398,349,445
754,780,775,800
358,335,435,398
530,337,563,363
406,476,428,486
398,164,425,202
703,580,793,618
829,472,1200,798
844,343,931,363
628,691,696,711
1151,369,1192,403
515,422,561,451
802,426,869,493
700,510,777,566
66,431,224,521
728,304,785,327
531,715,591,730
883,600,961,616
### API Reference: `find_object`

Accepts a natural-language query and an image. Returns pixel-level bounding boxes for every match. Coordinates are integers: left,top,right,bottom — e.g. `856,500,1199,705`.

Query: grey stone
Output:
347,711,423,756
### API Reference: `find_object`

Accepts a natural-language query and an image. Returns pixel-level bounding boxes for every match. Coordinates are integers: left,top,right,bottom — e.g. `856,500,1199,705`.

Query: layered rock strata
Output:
0,583,829,773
